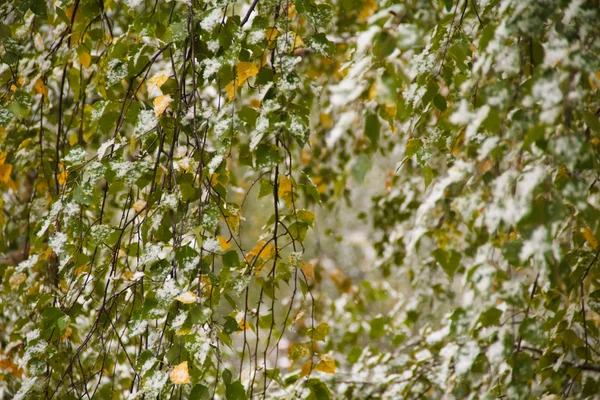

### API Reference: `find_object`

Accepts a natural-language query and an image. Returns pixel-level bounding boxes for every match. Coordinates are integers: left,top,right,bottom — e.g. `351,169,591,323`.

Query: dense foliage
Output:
1,0,600,398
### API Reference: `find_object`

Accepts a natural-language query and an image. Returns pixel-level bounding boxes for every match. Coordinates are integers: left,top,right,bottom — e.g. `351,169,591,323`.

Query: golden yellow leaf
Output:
278,174,294,207
34,78,48,97
10,84,17,92
0,152,6,164
0,164,13,183
148,72,169,94
218,235,231,251
582,227,598,249
358,0,377,22
153,95,173,117
300,361,312,377
200,275,213,295
293,33,305,48
319,113,333,129
61,326,73,340
79,51,91,69
58,170,68,186
316,354,335,374
175,291,198,304
225,81,236,101
301,261,314,281
246,240,273,262
368,82,378,101
68,133,79,146
169,361,191,385
238,318,250,331
0,356,23,379
210,172,219,187
133,199,147,212
384,104,396,119
300,151,311,165
288,3,297,18
265,28,279,46
237,62,259,85
225,62,259,102
176,327,193,336
9,272,27,290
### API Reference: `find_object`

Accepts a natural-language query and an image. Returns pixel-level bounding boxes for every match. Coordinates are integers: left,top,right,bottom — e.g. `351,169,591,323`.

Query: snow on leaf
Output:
147,72,169,98
97,138,114,160
175,291,198,304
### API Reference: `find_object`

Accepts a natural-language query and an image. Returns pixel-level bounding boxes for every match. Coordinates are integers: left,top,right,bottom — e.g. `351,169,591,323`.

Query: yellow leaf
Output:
293,33,305,48
154,95,173,117
384,104,396,119
9,272,27,290
238,318,250,331
58,170,68,186
301,261,314,281
133,199,147,213
237,62,259,85
319,113,333,129
278,174,294,207
60,326,73,340
582,227,598,249
316,354,335,374
265,28,279,46
225,81,236,101
246,240,273,262
79,51,91,69
300,361,312,377
0,152,6,164
10,84,17,92
288,3,297,18
34,78,48,97
176,327,193,336
68,133,79,146
200,275,212,295
0,164,12,183
218,235,231,251
175,291,198,304
210,172,219,187
358,0,377,22
169,361,191,385
148,72,169,96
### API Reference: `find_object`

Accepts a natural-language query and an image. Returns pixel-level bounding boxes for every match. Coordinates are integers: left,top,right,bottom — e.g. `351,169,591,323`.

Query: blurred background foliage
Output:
1,0,600,399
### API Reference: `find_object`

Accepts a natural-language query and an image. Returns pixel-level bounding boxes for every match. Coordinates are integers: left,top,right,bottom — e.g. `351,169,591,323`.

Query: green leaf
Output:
583,110,600,134
364,113,380,148
225,381,247,400
307,33,336,58
405,138,422,158
351,154,371,183
433,94,447,112
308,322,330,341
433,248,461,279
